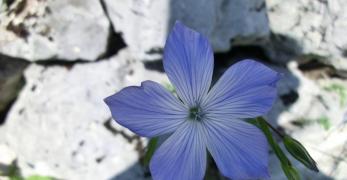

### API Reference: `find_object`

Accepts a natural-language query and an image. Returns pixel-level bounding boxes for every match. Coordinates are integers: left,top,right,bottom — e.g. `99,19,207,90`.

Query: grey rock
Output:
0,143,17,177
266,61,347,179
266,0,347,70
0,0,110,61
0,49,167,179
103,0,269,60
0,54,28,114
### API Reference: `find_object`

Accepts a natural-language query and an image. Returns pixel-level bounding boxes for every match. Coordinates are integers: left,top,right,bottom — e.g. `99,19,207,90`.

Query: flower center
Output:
188,107,204,121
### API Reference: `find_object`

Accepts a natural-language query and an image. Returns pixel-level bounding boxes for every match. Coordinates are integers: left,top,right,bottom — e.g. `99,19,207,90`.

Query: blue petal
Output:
203,116,269,179
150,121,207,180
164,21,214,107
202,59,281,118
104,80,187,137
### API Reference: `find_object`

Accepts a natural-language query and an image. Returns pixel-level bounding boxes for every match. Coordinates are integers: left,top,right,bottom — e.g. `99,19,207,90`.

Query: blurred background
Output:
0,0,347,179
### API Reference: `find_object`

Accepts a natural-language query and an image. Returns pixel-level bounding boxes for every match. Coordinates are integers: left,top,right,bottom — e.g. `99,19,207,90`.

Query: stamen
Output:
189,107,204,121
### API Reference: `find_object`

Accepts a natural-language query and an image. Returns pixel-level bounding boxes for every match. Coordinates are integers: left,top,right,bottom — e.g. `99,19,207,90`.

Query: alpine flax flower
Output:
104,21,281,180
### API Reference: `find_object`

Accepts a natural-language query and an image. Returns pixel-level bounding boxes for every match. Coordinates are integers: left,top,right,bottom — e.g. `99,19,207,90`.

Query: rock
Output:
269,61,346,128
0,0,110,61
0,49,168,179
0,54,28,115
266,61,347,179
268,126,347,179
266,0,347,70
103,0,269,60
0,143,17,176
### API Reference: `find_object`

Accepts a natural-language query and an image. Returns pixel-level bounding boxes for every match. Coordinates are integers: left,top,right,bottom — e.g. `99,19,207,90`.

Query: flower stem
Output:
262,118,285,138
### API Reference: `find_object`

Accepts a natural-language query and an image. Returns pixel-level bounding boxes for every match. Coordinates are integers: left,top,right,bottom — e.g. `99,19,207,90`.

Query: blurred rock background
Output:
0,0,346,179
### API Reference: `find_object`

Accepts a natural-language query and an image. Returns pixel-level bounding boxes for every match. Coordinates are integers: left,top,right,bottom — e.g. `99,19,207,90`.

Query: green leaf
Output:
25,175,54,180
143,137,159,166
283,136,319,172
316,116,331,130
2,161,54,180
7,161,23,180
324,83,347,107
10,176,24,180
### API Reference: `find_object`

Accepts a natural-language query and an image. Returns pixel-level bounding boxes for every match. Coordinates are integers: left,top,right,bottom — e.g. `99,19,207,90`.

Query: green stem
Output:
255,117,301,180
143,137,159,166
263,119,285,138
256,117,290,166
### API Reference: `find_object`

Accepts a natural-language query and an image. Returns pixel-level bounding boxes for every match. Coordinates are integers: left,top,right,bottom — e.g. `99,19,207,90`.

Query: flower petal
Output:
150,121,207,180
202,59,281,118
203,116,269,179
104,80,187,137
164,21,214,106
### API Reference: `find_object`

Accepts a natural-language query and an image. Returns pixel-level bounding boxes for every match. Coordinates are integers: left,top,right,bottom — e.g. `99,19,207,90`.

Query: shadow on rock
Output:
110,163,148,180
108,0,341,179
0,53,29,125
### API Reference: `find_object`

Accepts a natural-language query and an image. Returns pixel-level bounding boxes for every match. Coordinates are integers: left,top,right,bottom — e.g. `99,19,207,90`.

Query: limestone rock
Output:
0,54,28,114
266,0,347,70
0,143,17,177
0,49,168,179
103,0,269,60
266,61,347,179
0,0,110,61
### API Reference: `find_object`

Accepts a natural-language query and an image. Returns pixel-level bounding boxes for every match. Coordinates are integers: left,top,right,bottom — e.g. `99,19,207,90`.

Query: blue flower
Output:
104,21,280,180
